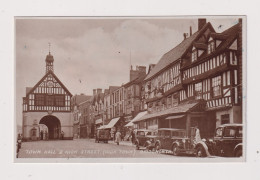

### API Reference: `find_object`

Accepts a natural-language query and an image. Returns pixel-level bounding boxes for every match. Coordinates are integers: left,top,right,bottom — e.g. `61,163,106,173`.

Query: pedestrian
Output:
131,130,136,144
16,134,22,158
115,131,121,145
194,125,201,144
61,131,64,140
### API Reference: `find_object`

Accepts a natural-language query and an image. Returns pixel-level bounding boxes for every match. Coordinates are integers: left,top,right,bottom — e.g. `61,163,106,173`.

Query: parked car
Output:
135,129,157,150
203,124,243,157
95,129,110,143
154,128,209,156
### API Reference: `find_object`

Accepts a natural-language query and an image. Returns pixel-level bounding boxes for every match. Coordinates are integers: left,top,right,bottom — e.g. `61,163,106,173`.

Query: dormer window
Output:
191,50,198,62
208,40,215,54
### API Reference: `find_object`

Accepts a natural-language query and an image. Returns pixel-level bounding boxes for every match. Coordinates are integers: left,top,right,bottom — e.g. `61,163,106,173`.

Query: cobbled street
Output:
18,139,196,158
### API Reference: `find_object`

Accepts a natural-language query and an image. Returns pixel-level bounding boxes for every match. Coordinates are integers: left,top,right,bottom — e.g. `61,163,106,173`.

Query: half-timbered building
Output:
133,19,243,138
22,52,73,141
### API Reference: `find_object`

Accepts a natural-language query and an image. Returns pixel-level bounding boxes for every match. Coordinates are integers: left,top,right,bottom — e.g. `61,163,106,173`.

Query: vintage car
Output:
154,128,209,156
135,129,157,150
95,129,110,143
203,124,243,157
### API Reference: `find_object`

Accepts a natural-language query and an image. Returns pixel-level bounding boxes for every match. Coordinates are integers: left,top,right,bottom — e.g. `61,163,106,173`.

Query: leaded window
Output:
55,95,65,107
194,82,202,100
35,94,45,106
212,76,221,97
208,41,215,54
46,95,54,106
192,50,198,62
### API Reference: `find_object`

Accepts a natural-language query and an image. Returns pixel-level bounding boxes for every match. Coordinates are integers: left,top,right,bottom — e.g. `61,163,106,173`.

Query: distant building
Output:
78,98,95,138
71,94,92,138
124,66,146,122
22,51,73,141
92,89,105,133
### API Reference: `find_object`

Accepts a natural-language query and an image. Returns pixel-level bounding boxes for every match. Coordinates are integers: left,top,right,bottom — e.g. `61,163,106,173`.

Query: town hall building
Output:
22,51,73,141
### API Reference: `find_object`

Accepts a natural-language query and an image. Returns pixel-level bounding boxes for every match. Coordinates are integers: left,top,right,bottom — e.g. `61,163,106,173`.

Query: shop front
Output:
134,100,216,138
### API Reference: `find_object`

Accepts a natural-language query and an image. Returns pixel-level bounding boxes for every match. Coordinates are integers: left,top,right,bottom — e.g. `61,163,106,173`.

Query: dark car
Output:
135,129,157,150
95,129,110,143
204,124,243,157
154,128,209,156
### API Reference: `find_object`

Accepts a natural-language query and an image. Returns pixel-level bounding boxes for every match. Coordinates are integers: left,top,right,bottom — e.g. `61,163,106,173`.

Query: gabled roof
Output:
210,33,229,40
26,87,33,95
212,22,240,52
26,71,72,97
186,22,241,68
109,86,120,93
72,94,92,106
193,42,207,50
123,74,146,88
144,22,215,81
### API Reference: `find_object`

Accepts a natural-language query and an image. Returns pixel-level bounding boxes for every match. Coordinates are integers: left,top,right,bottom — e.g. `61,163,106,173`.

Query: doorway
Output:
39,115,61,140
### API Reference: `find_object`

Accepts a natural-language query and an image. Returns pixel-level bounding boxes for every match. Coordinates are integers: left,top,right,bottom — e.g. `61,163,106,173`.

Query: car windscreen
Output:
137,131,145,136
223,127,236,137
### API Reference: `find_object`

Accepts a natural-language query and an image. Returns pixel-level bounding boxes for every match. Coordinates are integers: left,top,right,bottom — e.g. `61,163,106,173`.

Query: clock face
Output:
47,81,54,87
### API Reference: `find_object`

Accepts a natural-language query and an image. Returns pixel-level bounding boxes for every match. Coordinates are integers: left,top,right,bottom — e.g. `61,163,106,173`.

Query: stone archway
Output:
39,115,61,140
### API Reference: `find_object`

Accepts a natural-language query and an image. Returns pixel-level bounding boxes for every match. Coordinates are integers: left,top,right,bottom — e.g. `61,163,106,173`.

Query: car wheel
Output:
196,146,206,157
145,143,151,151
235,149,242,157
172,144,180,156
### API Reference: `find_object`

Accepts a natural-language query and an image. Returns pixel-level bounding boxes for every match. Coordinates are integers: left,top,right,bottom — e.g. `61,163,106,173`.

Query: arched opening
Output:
39,115,61,140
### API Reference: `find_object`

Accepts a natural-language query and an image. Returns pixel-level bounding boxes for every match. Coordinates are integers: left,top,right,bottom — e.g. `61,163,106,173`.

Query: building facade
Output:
78,99,95,138
134,19,243,138
71,94,91,138
22,52,73,141
124,66,146,122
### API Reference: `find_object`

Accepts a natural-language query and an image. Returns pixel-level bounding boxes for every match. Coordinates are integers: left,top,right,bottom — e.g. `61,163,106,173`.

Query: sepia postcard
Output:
15,16,246,163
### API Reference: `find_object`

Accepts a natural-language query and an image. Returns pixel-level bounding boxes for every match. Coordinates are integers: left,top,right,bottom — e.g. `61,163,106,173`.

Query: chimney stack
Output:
97,88,102,94
198,18,207,30
190,26,192,36
93,89,97,96
183,33,187,40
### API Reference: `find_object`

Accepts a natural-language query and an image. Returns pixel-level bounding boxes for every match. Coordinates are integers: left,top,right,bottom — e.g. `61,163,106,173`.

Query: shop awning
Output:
105,117,120,129
165,115,185,120
97,125,107,130
136,101,201,122
125,111,148,127
95,119,102,125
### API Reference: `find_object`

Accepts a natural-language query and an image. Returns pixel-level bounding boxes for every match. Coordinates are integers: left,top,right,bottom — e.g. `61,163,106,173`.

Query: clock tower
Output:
45,52,54,74
45,43,54,74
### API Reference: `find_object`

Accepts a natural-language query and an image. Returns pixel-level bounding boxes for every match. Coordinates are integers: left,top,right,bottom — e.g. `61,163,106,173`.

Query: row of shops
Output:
72,18,243,140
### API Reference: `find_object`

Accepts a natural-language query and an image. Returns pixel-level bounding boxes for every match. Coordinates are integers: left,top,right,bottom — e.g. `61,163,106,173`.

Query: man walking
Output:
115,131,121,145
131,130,136,144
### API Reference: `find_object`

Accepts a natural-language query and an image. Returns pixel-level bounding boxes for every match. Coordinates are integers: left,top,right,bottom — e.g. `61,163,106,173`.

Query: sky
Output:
15,17,239,125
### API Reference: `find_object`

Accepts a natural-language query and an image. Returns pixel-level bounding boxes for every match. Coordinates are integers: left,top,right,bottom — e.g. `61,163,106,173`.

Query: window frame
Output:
208,40,215,54
194,82,203,100
191,49,198,62
212,75,222,98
